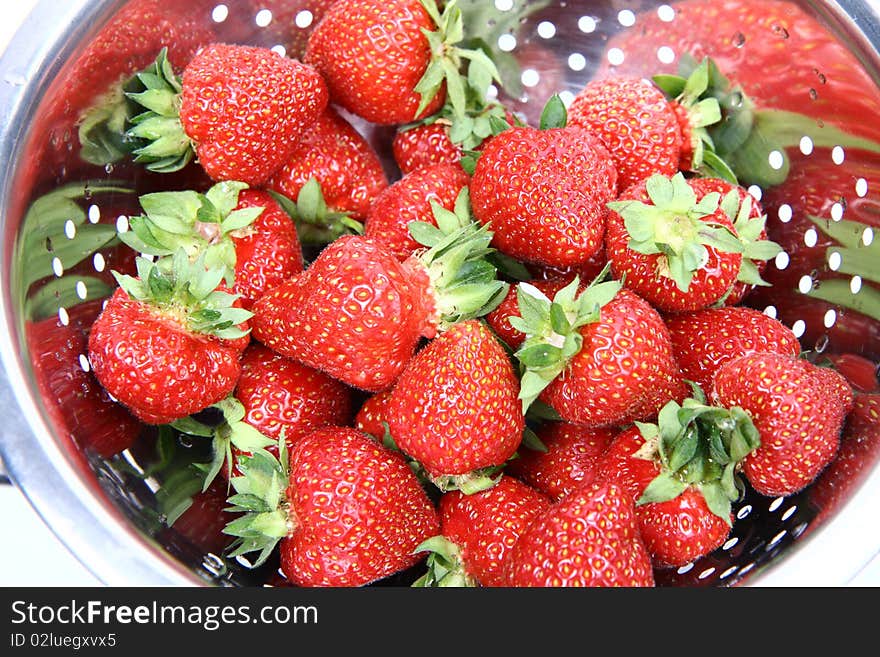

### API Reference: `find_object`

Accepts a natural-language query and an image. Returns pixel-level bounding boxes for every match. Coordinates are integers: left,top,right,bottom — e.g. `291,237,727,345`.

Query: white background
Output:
1,0,880,587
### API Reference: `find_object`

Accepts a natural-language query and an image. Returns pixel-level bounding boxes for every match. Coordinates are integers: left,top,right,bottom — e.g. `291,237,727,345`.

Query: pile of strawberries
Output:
58,0,876,587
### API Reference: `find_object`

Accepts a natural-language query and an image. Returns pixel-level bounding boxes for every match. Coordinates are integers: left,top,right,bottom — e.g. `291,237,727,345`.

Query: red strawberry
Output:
267,107,389,223
825,354,880,394
364,162,470,260
606,173,781,312
251,201,507,392
596,399,760,568
414,476,551,587
503,480,655,587
354,390,394,440
87,254,251,425
470,124,617,268
711,352,852,496
386,320,524,485
226,426,439,587
514,278,686,429
26,300,141,458
506,422,614,502
304,0,447,125
665,305,800,393
235,343,353,446
485,278,574,351
126,44,328,185
392,121,464,175
568,76,681,191
809,394,880,525
119,182,303,310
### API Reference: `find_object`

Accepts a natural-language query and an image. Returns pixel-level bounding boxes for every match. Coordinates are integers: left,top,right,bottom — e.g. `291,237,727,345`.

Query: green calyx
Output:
607,172,747,293
415,0,502,121
113,248,253,340
427,467,503,495
172,397,277,493
120,181,265,286
125,47,193,174
721,191,782,287
267,178,364,246
222,434,291,568
653,58,729,179
412,535,477,587
661,55,880,188
633,386,761,525
78,74,148,166
512,268,623,414
409,187,508,329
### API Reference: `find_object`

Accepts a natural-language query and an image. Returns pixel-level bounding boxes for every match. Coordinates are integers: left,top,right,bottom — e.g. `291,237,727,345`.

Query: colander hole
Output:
719,566,738,579
851,276,863,294
791,522,809,539
88,205,100,223
824,309,837,328
568,53,587,72
657,46,676,65
578,16,598,34
778,204,793,223
800,136,814,155
792,320,806,338
494,0,514,11
537,21,556,39
747,185,762,201
78,354,90,373
676,562,694,574
51,257,63,278
856,178,869,197
774,251,790,270
558,90,575,106
831,202,844,221
57,307,69,326
255,10,273,28
498,34,517,53
76,280,88,300
116,216,129,233
722,537,739,550
271,45,287,57
617,10,636,27
832,146,846,165
295,11,314,29
781,505,798,522
766,530,787,549
657,4,676,22
521,69,541,88
803,228,818,248
738,562,756,577
768,496,785,512
737,505,753,520
93,253,105,273
211,4,228,23
607,48,626,66
697,567,716,580
763,305,778,318
862,227,874,246
768,150,785,171
64,220,76,240
828,251,842,271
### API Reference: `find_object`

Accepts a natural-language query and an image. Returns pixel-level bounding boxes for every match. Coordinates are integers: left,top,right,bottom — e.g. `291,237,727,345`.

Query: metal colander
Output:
1,0,880,587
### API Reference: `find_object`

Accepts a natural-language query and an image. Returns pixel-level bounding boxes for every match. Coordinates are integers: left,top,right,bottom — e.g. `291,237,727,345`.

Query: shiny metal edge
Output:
0,0,202,587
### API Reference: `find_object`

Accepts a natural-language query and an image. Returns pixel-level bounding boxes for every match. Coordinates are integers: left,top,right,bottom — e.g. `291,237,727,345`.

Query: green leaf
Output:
696,482,733,525
638,471,688,505
539,95,567,130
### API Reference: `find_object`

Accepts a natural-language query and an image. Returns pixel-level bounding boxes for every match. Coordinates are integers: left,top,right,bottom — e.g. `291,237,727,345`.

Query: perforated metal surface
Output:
2,0,880,586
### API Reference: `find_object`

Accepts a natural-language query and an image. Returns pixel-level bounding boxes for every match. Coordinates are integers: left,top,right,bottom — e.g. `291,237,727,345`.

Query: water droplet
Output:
772,24,790,39
809,88,818,100
813,69,827,84
732,32,746,48
104,163,115,174
179,434,194,448
814,334,830,353
729,92,744,109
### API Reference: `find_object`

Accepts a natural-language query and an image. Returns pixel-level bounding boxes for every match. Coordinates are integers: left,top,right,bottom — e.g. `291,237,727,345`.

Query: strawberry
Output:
354,391,394,440
825,354,880,394
251,192,506,392
513,277,686,429
26,300,141,458
665,305,801,394
506,422,614,502
386,320,524,487
235,343,353,446
606,173,780,312
809,394,880,525
469,118,617,269
119,181,303,310
87,252,251,425
125,44,328,185
503,480,655,587
711,352,852,497
392,121,465,175
566,76,679,187
364,162,470,260
485,278,574,351
596,388,762,567
225,427,439,587
414,476,551,587
267,107,389,225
